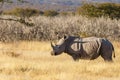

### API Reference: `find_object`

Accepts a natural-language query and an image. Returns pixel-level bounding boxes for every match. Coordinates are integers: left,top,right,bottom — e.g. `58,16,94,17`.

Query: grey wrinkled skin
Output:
51,36,115,62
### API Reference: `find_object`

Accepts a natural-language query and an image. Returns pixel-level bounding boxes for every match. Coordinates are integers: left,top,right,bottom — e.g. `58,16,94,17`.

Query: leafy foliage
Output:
4,8,40,18
44,10,59,17
77,3,120,19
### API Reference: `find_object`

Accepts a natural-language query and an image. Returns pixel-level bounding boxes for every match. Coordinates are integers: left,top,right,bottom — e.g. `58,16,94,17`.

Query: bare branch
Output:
0,17,34,26
0,17,18,21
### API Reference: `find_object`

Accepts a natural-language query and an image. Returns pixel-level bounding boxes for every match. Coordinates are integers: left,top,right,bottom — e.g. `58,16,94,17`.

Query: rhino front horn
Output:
51,42,54,48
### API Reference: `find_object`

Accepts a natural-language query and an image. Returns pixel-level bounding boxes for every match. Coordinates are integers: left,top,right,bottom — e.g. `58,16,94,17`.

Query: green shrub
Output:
44,10,59,17
77,3,120,19
60,12,68,16
97,3,120,19
4,8,41,18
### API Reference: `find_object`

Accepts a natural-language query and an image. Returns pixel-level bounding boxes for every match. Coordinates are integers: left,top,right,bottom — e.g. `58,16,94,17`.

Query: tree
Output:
77,3,120,19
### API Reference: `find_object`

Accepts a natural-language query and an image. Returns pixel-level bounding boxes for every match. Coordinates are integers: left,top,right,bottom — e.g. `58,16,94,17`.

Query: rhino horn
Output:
51,42,54,47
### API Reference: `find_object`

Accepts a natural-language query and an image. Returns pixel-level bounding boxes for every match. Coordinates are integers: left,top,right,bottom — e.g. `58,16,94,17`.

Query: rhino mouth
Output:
51,51,56,56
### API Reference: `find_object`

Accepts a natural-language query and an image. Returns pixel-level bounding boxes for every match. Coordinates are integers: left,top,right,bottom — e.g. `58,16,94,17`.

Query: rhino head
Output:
51,35,68,56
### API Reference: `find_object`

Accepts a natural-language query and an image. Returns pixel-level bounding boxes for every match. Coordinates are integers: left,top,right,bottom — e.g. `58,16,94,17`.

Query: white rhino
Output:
51,35,115,62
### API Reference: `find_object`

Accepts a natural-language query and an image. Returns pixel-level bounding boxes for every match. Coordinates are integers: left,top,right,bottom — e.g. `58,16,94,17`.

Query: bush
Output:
77,3,120,19
60,12,68,16
4,8,41,18
60,12,75,16
0,15,120,42
44,10,59,17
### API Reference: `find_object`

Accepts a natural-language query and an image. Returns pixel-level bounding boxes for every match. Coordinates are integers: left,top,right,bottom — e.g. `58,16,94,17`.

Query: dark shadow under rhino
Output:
51,36,115,62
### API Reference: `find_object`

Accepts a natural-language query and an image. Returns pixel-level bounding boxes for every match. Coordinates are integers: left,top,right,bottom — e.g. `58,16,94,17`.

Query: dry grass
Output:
0,41,120,80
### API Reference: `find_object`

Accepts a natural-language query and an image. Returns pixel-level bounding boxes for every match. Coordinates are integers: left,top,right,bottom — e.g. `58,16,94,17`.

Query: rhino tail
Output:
112,44,115,58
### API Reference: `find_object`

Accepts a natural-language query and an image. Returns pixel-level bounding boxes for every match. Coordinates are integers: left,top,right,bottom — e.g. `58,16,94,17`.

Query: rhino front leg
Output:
101,52,113,62
72,54,80,61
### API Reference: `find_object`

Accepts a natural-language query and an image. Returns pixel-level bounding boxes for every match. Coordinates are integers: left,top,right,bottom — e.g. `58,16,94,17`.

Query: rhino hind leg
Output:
100,40,113,62
100,52,113,62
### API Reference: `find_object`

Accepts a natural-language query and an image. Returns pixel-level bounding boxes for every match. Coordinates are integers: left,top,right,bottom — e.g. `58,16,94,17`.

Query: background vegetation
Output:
4,8,40,18
77,3,120,19
0,3,120,42
0,15,120,42
2,3,120,19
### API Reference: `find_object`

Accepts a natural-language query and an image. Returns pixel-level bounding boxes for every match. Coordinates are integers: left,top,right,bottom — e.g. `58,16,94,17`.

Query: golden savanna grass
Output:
0,41,120,80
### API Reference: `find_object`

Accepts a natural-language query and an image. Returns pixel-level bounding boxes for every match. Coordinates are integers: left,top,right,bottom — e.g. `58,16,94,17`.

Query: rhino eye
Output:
53,45,59,49
56,45,60,48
